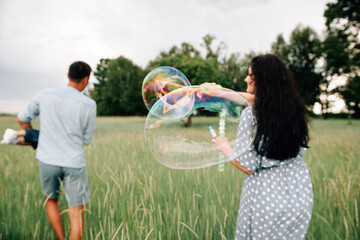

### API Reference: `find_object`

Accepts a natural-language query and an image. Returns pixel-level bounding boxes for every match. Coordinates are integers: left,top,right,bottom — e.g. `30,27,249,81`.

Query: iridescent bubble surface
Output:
142,66,191,111
145,85,256,169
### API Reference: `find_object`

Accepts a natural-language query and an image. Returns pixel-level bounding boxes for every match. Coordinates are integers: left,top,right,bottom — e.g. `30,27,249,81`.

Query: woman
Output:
213,54,313,239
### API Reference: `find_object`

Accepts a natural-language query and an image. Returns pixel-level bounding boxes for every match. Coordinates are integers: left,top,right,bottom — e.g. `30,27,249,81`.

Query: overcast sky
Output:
0,0,332,114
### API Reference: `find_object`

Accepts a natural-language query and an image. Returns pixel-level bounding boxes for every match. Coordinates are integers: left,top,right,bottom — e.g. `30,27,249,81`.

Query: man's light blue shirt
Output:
18,86,96,168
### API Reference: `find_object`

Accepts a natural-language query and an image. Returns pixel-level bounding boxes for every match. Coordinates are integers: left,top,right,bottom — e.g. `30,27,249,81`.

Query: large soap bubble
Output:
142,66,191,111
144,85,256,170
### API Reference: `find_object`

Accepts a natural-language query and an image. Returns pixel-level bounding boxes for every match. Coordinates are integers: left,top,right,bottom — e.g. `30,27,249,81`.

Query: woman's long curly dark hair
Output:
251,54,309,160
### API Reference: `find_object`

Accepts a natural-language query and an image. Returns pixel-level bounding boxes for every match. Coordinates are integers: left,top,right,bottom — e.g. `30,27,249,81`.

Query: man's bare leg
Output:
69,205,84,240
46,198,65,240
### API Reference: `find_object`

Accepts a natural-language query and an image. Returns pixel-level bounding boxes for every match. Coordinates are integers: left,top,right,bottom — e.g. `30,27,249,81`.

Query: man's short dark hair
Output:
68,61,92,83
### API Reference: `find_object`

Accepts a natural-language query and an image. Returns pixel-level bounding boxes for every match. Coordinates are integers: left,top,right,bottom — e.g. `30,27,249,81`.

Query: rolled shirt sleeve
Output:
231,107,259,173
17,93,40,122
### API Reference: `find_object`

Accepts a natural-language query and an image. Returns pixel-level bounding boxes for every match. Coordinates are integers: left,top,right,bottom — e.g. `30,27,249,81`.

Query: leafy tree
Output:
147,42,219,86
320,34,350,118
201,34,226,61
200,34,255,92
324,0,360,31
229,51,258,92
324,0,360,118
340,76,360,118
94,58,110,84
90,58,110,114
92,56,147,116
200,34,229,88
271,25,322,111
271,35,289,60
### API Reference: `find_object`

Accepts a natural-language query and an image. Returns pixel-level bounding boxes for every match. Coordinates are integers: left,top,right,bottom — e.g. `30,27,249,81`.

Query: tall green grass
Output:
0,116,359,239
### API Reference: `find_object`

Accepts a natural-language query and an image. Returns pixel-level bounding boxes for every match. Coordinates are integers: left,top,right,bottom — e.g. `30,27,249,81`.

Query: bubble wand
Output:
218,109,226,172
209,111,226,172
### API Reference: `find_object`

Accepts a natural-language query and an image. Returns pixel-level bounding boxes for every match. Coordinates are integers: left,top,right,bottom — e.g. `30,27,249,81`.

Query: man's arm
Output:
17,93,40,129
16,118,33,130
83,103,96,145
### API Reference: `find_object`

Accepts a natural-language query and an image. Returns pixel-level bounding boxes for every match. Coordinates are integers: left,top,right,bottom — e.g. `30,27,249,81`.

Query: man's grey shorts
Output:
38,161,90,206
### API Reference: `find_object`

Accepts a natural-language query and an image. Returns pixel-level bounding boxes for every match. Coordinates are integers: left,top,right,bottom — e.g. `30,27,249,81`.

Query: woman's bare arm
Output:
238,92,255,105
231,160,253,175
200,83,255,106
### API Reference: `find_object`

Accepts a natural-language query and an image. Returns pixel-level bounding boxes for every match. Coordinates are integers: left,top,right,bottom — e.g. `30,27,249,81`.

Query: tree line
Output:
90,0,360,119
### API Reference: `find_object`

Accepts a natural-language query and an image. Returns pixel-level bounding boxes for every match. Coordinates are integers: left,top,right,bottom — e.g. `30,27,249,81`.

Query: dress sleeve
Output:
17,93,40,123
231,107,259,173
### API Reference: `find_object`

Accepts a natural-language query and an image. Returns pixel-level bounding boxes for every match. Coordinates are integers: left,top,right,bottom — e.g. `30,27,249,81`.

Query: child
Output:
1,128,39,149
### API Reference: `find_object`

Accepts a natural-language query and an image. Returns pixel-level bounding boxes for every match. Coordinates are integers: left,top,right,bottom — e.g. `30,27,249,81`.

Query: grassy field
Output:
0,116,359,239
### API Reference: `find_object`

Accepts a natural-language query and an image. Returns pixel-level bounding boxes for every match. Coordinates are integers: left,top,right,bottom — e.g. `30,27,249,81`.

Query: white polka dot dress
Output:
232,107,313,240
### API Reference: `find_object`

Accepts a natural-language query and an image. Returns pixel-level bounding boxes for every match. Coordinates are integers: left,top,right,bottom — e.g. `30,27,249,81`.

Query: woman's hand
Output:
200,82,221,88
212,137,233,157
197,82,223,99
212,136,253,175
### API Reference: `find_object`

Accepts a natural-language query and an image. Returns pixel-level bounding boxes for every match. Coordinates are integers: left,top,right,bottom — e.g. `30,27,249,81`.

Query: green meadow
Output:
0,116,359,239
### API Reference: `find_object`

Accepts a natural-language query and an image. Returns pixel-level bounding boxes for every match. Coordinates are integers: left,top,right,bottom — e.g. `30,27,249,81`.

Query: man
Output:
17,61,96,240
